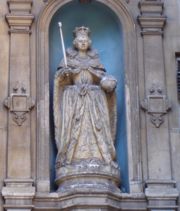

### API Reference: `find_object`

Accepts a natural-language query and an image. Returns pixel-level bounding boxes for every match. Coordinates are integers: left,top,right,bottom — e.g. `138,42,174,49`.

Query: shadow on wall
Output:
49,0,128,192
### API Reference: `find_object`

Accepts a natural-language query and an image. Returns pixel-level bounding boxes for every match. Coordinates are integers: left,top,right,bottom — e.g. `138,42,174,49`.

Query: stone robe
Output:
54,48,117,167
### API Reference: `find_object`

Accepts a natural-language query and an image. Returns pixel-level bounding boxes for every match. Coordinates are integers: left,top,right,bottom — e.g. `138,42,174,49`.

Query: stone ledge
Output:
6,14,34,27
7,0,33,14
138,16,166,29
2,186,35,198
34,192,146,211
139,0,164,15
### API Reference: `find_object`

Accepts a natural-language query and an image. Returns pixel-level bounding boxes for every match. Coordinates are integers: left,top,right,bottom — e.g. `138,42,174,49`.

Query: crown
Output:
73,26,91,37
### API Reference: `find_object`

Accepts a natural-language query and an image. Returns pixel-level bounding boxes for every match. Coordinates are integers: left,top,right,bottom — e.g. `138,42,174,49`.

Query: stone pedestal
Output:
56,159,121,194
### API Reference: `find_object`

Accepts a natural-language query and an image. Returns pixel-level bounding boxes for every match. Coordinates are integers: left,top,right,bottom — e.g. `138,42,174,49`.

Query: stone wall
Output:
0,0,179,210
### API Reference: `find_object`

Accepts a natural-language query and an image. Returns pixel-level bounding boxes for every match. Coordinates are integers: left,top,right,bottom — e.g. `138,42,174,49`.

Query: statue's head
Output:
73,26,92,51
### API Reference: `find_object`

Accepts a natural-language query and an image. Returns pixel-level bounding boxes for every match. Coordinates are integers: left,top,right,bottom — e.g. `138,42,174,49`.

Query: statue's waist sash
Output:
64,85,101,90
64,85,102,96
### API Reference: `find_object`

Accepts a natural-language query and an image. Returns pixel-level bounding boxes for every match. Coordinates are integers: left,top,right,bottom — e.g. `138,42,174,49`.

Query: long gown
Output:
54,48,116,167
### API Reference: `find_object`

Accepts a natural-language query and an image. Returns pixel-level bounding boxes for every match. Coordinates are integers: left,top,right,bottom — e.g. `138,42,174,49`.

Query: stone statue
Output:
54,26,120,192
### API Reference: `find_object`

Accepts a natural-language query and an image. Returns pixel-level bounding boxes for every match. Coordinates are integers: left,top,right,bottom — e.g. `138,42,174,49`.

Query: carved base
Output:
2,179,35,211
55,159,121,193
145,180,179,210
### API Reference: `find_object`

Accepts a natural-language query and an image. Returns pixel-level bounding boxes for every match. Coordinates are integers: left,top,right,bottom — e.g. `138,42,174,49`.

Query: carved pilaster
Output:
2,1,35,211
138,1,178,210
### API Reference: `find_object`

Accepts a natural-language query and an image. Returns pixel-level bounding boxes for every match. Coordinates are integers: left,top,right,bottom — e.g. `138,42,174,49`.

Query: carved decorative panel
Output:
141,84,171,127
4,82,35,126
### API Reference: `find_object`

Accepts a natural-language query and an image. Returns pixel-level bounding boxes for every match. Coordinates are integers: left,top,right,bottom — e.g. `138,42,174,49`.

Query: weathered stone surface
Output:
0,0,180,210
53,26,120,194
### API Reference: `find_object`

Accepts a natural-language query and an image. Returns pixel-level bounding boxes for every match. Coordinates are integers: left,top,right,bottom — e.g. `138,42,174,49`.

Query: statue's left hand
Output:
100,76,117,93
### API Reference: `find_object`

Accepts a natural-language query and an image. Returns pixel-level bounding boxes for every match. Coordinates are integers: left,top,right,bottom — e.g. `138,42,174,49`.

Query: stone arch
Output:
36,0,141,193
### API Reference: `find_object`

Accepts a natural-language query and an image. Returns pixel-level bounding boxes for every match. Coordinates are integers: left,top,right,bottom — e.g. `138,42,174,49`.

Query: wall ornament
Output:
141,84,171,128
4,82,35,126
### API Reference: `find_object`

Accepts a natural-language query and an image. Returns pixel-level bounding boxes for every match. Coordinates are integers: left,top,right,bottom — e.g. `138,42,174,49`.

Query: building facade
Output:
0,0,180,210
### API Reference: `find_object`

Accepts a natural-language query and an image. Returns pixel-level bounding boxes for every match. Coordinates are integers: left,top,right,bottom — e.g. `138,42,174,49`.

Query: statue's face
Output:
75,35,90,51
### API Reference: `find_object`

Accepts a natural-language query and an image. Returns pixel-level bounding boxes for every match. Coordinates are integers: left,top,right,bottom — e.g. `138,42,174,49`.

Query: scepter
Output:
58,22,67,67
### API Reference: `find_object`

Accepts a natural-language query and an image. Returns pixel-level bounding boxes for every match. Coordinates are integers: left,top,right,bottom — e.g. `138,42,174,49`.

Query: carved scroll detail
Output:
141,84,171,128
4,82,35,126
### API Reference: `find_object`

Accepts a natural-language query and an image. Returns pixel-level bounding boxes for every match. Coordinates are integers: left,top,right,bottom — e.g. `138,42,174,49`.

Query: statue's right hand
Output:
61,67,72,77
56,66,71,78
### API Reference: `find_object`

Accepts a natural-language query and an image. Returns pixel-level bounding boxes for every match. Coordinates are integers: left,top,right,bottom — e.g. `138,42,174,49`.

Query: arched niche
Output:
37,0,142,194
49,0,126,192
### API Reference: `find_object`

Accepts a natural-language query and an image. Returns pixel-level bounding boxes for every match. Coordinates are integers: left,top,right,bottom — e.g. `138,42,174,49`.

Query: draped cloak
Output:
54,48,117,167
